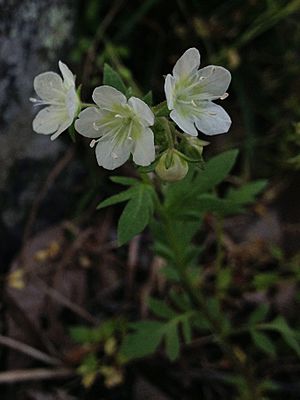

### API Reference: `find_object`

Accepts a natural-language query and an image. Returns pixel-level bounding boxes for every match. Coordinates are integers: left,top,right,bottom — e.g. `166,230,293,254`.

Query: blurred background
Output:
0,0,300,399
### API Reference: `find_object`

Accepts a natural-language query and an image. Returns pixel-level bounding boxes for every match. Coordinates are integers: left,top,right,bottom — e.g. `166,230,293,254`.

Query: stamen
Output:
115,114,123,118
127,136,133,141
191,100,197,107
90,139,100,148
111,152,118,159
220,92,229,100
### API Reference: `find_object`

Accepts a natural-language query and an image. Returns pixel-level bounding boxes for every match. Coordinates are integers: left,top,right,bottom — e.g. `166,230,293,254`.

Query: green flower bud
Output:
183,137,209,159
155,150,188,182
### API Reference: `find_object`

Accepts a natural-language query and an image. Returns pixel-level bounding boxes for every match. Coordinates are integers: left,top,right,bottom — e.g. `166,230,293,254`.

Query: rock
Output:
0,0,77,267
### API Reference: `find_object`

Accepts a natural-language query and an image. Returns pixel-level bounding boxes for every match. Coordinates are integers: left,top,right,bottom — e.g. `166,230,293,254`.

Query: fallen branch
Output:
0,335,62,366
0,368,75,384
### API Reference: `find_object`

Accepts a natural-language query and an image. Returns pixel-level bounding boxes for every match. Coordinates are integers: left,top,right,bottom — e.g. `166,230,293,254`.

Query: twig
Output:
35,277,98,325
82,0,125,84
22,147,75,248
0,335,62,366
0,368,75,384
126,235,140,298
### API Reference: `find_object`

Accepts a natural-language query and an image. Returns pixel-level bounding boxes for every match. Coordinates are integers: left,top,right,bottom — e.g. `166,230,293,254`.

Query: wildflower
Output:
155,149,188,182
75,86,155,170
164,48,231,136
30,61,79,140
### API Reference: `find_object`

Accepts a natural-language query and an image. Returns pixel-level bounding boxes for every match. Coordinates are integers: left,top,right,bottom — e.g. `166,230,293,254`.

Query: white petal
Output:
170,109,198,136
75,107,105,138
173,48,200,78
196,66,231,100
95,133,133,170
92,85,127,111
34,72,64,102
50,118,73,141
59,61,75,88
65,87,79,119
164,74,175,110
132,127,155,166
194,102,231,135
128,97,154,126
32,106,66,134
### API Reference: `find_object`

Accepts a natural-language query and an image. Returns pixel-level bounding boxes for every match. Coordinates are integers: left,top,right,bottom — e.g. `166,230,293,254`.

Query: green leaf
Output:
110,176,139,186
253,272,279,290
249,304,269,325
165,323,180,361
227,180,267,204
160,265,180,282
117,184,155,245
251,330,276,357
169,290,192,312
189,194,242,217
96,186,138,209
262,316,300,356
120,321,163,359
69,326,100,344
182,317,192,344
103,63,127,94
192,149,239,194
148,297,177,319
217,268,232,291
142,90,153,106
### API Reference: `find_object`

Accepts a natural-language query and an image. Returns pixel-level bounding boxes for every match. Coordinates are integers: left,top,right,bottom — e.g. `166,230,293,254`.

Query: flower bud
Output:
155,150,188,182
183,137,209,158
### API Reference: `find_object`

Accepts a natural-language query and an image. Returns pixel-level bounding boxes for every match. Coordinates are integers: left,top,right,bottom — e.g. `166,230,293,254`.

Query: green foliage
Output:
103,63,127,95
97,180,156,245
121,296,195,361
117,183,156,245
260,316,300,356
142,90,153,106
70,319,125,344
250,330,276,357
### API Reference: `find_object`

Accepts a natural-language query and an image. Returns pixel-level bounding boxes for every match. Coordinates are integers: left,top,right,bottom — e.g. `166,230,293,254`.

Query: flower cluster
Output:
31,48,231,179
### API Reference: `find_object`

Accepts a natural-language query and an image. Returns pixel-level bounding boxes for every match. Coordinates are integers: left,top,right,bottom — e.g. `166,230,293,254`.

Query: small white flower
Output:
164,48,232,136
75,86,155,170
30,61,80,140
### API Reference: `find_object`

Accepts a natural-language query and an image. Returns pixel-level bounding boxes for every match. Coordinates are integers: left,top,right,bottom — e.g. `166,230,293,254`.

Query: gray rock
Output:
0,0,78,264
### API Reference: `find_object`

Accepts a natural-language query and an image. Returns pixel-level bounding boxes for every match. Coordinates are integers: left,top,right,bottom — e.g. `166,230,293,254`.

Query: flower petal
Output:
173,48,200,78
32,106,66,134
170,109,198,136
66,87,79,119
128,97,154,126
59,61,75,88
194,102,231,135
196,66,231,100
92,85,127,111
132,127,155,166
95,132,133,170
164,74,175,110
75,107,105,138
34,72,64,102
50,118,73,141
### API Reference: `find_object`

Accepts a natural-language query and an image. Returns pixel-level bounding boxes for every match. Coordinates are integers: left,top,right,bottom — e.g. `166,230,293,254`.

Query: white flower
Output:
30,61,80,140
164,48,232,136
75,86,155,170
